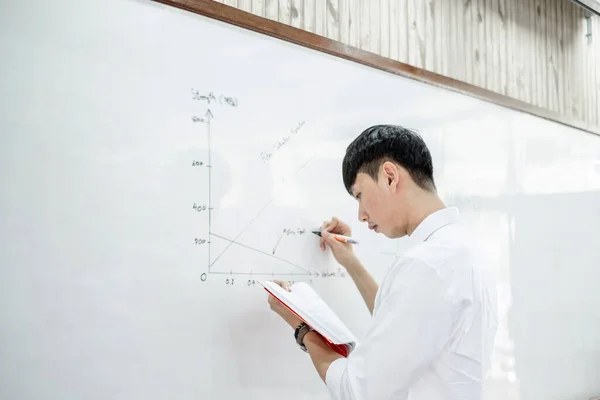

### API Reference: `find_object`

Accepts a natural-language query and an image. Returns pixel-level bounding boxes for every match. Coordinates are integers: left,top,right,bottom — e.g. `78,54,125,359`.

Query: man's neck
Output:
405,193,446,236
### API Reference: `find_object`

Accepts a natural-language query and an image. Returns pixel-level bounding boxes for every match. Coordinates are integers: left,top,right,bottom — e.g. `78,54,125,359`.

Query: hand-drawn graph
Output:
190,90,322,281
188,89,408,284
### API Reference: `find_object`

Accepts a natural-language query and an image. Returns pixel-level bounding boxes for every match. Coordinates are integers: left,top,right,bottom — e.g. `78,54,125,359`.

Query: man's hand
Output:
267,281,342,384
267,280,303,328
320,217,379,314
319,217,360,269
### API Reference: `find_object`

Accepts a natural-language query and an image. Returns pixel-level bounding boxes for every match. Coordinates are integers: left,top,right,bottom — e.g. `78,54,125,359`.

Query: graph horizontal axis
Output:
207,271,312,276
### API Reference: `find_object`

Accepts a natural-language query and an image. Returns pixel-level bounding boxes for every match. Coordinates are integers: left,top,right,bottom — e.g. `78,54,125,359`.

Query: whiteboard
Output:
1,1,600,399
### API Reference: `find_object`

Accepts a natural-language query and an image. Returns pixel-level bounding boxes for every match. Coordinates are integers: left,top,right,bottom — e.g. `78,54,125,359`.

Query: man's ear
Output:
381,161,400,192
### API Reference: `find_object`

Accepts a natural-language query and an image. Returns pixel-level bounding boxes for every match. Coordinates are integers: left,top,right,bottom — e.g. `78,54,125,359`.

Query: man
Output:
268,125,498,400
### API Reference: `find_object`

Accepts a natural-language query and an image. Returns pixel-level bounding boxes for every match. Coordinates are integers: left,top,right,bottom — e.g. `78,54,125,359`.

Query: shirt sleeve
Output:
325,357,352,399
325,259,459,400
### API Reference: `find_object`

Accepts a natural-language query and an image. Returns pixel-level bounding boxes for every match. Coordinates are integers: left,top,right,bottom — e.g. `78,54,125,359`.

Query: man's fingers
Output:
324,217,346,234
272,280,287,291
324,218,337,232
319,217,347,250
320,220,333,250
272,279,291,291
321,231,340,247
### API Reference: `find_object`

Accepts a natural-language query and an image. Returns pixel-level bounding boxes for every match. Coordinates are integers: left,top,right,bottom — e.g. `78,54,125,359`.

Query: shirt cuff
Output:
326,357,349,400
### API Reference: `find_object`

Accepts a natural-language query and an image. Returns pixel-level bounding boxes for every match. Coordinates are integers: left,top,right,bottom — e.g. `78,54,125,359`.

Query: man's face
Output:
351,168,405,238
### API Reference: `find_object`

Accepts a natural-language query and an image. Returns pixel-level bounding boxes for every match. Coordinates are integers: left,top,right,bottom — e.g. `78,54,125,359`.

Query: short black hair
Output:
342,125,436,194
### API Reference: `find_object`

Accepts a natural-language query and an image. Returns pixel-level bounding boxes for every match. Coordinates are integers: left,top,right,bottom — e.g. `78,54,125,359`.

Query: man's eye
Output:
356,193,361,200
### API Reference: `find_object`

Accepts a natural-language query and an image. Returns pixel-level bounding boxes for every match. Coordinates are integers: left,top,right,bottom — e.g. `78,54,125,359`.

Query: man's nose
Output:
358,207,368,223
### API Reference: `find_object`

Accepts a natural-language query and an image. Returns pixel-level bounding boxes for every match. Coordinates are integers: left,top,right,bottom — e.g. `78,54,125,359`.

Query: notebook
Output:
260,281,358,357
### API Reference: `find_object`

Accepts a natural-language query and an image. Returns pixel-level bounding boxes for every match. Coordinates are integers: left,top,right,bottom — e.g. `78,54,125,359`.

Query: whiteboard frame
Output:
152,0,600,137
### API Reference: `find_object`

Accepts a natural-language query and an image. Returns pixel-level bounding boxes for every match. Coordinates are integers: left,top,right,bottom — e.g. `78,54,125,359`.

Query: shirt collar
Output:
409,207,461,244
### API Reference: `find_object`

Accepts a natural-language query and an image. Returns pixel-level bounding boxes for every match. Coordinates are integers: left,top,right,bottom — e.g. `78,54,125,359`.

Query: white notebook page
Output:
260,281,357,346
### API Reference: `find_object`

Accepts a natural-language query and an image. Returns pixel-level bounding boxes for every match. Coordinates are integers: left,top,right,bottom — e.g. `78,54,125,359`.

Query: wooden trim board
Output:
152,0,600,136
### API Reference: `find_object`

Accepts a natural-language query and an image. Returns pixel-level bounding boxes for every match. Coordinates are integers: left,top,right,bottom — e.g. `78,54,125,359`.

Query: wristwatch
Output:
294,322,314,352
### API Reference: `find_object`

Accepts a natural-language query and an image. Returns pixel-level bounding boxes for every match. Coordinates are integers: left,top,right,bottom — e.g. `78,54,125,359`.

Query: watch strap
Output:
294,322,313,352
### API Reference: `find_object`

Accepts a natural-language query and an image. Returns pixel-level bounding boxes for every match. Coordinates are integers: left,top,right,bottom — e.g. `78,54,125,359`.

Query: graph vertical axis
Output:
207,109,213,273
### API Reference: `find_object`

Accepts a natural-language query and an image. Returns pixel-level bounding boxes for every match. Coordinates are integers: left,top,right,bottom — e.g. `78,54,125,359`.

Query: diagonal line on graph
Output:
209,200,273,268
209,154,317,268
294,155,315,178
209,232,313,274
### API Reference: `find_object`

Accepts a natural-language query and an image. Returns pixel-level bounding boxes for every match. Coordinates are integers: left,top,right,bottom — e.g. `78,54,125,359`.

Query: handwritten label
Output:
282,228,306,236
191,89,239,107
192,203,207,212
314,268,347,278
273,227,307,254
261,121,306,162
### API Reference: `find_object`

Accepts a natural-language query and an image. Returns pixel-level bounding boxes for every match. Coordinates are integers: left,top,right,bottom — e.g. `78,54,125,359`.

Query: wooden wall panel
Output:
587,14,599,124
213,0,600,129
595,16,600,125
399,0,410,63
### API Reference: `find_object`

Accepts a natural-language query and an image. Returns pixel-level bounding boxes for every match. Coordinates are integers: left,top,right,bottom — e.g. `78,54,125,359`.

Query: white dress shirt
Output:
326,207,498,400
